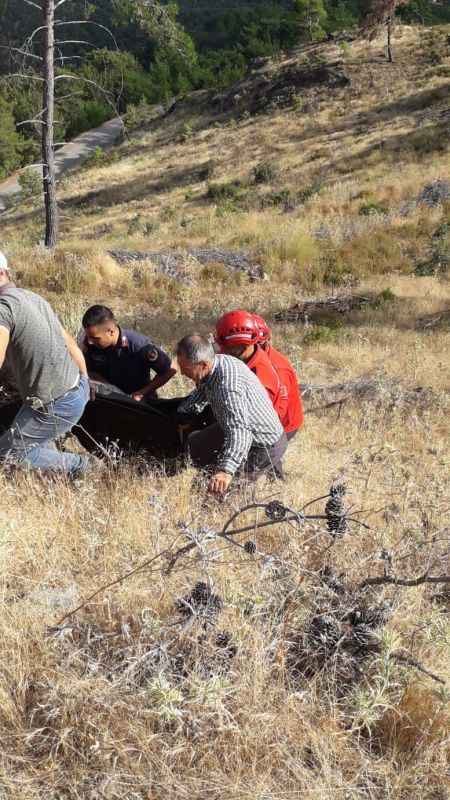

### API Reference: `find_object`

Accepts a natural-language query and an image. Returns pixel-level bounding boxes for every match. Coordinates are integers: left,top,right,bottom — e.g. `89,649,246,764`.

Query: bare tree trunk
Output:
386,15,393,62
42,0,58,248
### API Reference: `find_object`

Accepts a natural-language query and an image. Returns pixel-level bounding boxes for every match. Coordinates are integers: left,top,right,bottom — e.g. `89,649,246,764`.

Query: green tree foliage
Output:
294,0,328,41
0,95,24,178
0,0,448,181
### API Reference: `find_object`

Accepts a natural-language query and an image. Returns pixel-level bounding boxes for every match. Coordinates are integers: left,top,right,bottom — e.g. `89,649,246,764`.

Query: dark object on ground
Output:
319,566,347,595
175,581,223,619
325,484,347,536
213,61,350,115
0,390,211,464
274,294,370,322
301,372,449,415
416,309,450,330
417,179,450,208
109,248,264,282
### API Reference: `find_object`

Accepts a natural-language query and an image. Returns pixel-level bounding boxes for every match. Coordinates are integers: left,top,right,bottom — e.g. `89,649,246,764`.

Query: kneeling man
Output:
81,305,176,402
0,252,90,477
176,334,287,495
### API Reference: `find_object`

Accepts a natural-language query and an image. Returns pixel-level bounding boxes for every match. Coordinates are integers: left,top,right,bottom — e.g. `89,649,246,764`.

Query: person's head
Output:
82,305,119,349
0,251,11,286
253,313,272,352
176,334,216,383
215,310,259,363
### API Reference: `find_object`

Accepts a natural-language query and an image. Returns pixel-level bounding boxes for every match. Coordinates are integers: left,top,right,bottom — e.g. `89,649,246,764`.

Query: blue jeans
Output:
0,375,90,477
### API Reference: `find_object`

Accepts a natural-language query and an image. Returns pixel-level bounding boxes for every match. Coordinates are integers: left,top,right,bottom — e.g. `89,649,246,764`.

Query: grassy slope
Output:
0,25,449,800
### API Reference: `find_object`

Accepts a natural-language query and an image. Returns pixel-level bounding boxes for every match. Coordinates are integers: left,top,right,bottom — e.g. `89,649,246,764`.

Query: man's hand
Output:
89,380,98,402
208,471,232,496
132,392,144,402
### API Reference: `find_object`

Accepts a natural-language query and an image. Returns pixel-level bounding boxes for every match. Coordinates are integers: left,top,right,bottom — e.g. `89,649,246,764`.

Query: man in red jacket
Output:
215,310,289,429
253,313,304,440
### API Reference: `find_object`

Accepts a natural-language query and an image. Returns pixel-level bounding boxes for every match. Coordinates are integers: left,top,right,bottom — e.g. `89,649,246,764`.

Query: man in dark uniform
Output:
81,305,176,402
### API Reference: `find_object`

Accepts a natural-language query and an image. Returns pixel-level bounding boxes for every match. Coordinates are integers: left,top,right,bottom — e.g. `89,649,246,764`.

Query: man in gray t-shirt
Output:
0,252,91,477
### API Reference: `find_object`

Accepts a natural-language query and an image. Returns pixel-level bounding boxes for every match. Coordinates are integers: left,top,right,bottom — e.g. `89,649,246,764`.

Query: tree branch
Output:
390,651,446,685
358,572,450,590
54,20,120,50
23,0,42,10
0,45,42,61
5,73,45,82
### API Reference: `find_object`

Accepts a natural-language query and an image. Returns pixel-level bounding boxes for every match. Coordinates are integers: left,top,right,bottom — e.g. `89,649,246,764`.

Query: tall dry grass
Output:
0,22,449,798
0,270,449,798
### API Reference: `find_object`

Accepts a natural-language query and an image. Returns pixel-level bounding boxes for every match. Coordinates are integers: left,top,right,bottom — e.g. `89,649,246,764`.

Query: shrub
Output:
359,200,389,217
273,229,319,268
18,169,42,200
261,188,295,209
415,221,450,276
321,253,354,287
0,96,24,179
303,320,343,345
251,161,278,184
298,181,323,204
291,94,304,112
207,180,245,202
180,122,194,142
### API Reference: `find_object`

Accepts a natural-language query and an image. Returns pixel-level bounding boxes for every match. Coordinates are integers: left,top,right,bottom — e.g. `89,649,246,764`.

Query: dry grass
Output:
0,269,449,798
0,22,449,800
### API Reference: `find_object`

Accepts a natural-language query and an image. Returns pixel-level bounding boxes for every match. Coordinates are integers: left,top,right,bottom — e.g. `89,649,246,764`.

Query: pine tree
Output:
295,0,328,42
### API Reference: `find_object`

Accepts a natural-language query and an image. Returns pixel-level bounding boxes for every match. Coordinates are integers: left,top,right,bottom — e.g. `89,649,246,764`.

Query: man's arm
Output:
132,344,177,401
178,385,209,416
61,328,88,376
0,326,10,370
133,361,177,401
209,395,253,495
211,390,252,492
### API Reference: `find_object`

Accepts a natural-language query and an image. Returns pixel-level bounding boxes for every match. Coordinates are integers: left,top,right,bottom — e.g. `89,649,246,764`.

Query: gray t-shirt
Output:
0,287,78,404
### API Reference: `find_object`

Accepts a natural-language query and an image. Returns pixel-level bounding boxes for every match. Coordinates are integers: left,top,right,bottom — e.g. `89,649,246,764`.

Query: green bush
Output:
359,200,389,216
370,288,397,307
303,320,343,345
251,161,278,184
261,189,294,208
0,96,24,179
18,169,41,199
207,180,245,201
298,181,322,204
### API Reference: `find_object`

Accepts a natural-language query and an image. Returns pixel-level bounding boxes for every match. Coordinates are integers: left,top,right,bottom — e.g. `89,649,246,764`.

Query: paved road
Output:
0,117,124,212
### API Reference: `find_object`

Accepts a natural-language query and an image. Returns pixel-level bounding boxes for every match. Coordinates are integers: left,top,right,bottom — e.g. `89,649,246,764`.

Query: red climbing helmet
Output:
215,310,259,347
253,313,272,345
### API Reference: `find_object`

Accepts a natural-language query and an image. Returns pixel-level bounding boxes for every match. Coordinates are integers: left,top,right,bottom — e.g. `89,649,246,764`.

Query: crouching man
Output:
176,334,287,496
0,252,90,477
81,305,176,402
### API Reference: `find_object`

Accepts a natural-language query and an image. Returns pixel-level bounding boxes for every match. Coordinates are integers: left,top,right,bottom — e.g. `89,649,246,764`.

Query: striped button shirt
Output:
178,354,284,475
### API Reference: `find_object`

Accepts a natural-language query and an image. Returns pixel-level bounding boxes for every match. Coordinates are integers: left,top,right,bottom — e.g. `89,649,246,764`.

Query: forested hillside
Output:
1,0,449,181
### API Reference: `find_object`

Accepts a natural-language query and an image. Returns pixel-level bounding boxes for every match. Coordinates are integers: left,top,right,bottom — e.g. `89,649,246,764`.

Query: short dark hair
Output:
82,305,116,328
176,334,215,364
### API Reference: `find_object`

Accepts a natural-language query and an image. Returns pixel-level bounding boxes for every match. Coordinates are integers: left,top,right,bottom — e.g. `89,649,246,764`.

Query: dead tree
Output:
42,0,57,247
8,0,119,247
5,0,190,247
363,0,410,62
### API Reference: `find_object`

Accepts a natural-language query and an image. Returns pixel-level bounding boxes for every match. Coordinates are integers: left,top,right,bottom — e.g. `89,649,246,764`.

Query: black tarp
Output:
0,389,198,462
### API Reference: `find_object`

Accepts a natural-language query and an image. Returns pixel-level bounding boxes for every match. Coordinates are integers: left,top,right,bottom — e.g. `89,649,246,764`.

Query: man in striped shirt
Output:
176,334,287,495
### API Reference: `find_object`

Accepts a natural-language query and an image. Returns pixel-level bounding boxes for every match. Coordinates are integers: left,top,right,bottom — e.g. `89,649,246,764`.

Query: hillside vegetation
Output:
0,25,449,800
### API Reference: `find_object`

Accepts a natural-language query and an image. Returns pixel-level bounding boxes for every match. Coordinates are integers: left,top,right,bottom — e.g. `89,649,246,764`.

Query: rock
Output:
30,583,79,611
109,248,265,282
417,179,450,208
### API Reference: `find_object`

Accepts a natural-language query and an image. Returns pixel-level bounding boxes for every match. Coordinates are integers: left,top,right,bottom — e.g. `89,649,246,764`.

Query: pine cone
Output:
325,484,347,536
